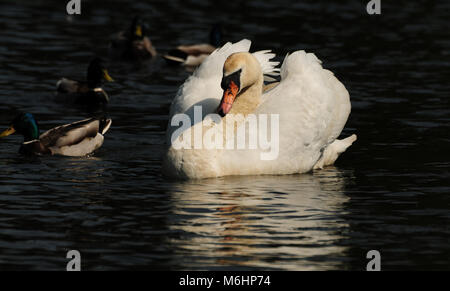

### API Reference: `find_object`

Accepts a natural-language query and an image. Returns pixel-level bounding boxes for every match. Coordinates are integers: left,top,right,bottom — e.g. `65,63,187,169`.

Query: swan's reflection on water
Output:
167,167,353,270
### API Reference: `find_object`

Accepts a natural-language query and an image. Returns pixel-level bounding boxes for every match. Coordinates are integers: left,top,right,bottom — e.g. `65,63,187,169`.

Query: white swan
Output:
163,40,356,179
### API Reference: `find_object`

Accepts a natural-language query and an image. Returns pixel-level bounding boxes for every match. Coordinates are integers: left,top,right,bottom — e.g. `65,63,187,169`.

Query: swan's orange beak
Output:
218,81,239,117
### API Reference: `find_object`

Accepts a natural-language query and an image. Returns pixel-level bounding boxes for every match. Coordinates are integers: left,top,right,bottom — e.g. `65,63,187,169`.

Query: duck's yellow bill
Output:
0,127,16,138
135,25,143,37
103,69,114,82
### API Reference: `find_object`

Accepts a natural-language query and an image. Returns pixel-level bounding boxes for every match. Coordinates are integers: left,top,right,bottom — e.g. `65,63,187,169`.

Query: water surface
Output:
0,0,449,270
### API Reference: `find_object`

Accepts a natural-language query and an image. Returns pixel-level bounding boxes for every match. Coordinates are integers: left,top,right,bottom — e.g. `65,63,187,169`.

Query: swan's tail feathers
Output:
313,134,357,170
252,50,280,81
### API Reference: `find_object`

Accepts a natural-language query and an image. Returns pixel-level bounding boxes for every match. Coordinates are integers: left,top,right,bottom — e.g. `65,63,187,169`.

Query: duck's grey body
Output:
20,118,112,157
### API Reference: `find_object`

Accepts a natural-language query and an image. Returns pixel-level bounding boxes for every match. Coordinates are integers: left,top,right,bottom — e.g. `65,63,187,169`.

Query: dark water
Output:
0,0,449,270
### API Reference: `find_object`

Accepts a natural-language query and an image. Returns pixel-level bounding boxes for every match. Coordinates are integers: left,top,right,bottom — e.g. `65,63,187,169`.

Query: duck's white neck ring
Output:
23,139,39,145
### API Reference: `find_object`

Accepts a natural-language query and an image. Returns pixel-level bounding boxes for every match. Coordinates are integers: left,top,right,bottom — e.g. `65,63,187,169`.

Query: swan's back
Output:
255,51,351,173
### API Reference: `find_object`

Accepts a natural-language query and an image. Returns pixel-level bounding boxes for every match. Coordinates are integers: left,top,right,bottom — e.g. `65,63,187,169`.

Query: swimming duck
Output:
109,16,157,61
0,113,112,156
163,40,356,179
163,24,222,68
56,57,114,113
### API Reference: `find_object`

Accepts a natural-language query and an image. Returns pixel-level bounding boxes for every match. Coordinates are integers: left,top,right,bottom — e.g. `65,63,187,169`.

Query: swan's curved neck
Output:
227,74,263,116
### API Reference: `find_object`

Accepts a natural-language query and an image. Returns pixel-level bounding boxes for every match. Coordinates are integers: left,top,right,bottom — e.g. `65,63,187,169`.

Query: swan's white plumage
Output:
163,40,356,179
252,50,354,174
166,39,280,144
251,50,280,81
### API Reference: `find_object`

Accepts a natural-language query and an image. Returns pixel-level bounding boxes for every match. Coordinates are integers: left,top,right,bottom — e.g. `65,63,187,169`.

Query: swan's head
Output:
217,52,262,117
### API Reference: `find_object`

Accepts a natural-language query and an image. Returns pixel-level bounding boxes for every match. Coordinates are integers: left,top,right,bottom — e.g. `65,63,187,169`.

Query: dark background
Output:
0,0,448,270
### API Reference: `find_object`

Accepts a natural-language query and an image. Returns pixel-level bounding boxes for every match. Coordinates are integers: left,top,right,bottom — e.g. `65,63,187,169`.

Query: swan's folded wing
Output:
256,51,351,170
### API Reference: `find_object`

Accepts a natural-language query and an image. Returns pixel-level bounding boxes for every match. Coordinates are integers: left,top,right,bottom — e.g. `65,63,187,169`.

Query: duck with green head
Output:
56,57,114,113
0,113,112,156
109,16,157,61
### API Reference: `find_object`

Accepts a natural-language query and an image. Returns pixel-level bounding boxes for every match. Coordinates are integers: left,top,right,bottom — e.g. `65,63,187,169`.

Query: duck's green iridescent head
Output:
87,57,114,88
0,113,40,142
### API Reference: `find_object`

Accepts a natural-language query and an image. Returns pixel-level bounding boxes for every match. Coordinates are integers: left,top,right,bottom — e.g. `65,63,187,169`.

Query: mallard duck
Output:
56,57,114,113
163,24,223,67
109,16,157,61
0,112,112,156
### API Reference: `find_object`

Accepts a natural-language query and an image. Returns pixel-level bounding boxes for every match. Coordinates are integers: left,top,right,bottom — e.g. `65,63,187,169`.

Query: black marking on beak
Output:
221,69,241,91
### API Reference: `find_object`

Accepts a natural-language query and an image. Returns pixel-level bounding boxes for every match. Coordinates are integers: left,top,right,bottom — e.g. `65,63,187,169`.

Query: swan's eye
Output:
221,69,241,90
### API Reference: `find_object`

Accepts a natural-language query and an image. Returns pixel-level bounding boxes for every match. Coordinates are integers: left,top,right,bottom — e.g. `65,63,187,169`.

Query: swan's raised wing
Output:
256,51,351,171
168,40,250,119
166,39,280,145
166,40,251,145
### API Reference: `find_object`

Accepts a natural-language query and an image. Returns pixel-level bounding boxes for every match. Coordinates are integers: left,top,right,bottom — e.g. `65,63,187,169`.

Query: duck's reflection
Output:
167,167,353,270
63,157,106,183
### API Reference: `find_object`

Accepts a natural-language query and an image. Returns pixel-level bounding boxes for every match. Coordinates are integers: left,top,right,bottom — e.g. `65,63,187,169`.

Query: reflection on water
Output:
167,168,352,270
